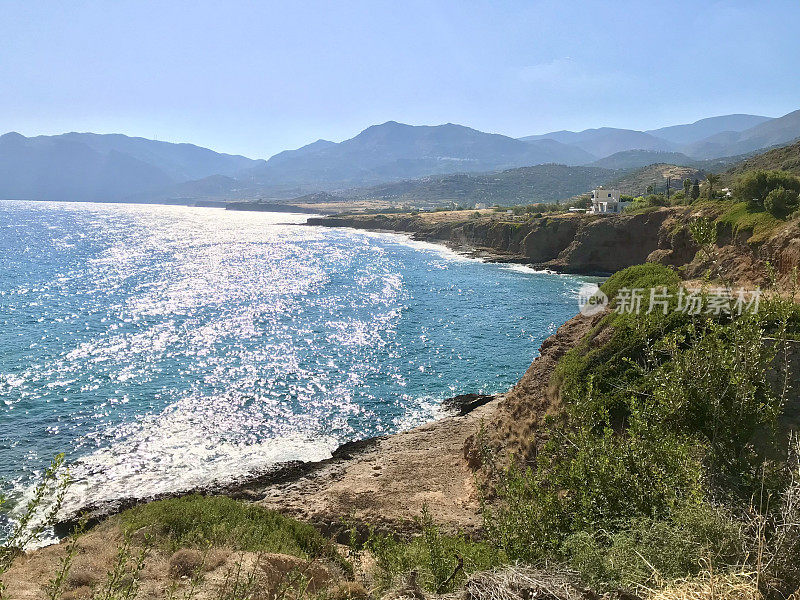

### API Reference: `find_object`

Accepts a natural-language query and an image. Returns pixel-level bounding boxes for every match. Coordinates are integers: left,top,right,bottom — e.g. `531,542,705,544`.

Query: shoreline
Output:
304,210,678,276
49,308,600,541
47,218,612,537
55,393,496,537
306,221,616,277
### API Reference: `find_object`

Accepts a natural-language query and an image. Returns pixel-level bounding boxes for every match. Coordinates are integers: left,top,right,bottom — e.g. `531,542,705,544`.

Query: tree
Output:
733,169,800,209
764,186,800,218
706,173,721,199
646,184,655,194
691,179,700,201
683,178,692,197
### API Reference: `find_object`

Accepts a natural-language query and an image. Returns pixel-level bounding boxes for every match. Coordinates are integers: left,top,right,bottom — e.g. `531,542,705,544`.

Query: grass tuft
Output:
716,202,786,245
120,495,333,560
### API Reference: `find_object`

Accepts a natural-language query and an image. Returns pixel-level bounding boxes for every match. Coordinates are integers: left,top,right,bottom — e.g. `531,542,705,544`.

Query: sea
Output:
0,200,593,536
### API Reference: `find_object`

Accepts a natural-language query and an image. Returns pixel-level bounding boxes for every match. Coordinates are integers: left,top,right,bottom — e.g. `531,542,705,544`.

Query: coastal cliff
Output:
307,210,680,274
307,206,800,283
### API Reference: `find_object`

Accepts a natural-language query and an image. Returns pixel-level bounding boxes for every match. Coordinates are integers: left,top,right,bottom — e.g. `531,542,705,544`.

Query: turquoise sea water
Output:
0,200,590,524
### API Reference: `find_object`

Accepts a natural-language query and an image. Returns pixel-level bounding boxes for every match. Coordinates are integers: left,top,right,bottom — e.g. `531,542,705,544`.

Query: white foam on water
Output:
499,263,556,275
335,228,481,264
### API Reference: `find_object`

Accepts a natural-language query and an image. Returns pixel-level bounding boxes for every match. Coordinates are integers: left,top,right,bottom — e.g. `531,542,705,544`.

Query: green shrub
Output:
365,509,505,593
733,169,800,210
563,504,743,588
600,263,681,300
484,264,795,579
484,403,705,564
120,495,332,559
627,194,669,212
764,186,800,218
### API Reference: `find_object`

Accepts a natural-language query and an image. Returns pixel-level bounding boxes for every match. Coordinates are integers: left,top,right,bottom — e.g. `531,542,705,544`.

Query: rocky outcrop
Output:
308,208,800,284
547,210,671,273
307,211,675,274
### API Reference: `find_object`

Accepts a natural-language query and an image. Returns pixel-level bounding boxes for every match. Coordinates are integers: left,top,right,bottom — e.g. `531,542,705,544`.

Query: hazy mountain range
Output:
0,132,263,202
240,122,595,190
1,108,799,204
329,164,617,207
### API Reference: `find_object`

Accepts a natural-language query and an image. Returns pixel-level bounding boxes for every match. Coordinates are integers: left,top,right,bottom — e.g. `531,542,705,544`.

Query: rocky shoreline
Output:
53,205,795,536
55,394,496,537
306,206,796,285
52,300,596,541
305,210,680,276
50,208,712,534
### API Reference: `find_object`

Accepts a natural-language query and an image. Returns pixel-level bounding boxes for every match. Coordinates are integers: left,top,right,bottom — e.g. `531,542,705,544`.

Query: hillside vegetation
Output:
610,163,705,196
723,139,800,182
338,164,616,207
484,263,800,596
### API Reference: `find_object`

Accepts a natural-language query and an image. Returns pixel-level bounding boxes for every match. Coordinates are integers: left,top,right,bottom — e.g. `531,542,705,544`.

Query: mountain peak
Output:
0,131,25,141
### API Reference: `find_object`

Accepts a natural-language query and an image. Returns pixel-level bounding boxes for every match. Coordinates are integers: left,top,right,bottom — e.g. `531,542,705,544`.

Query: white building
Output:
474,202,488,210
590,187,630,214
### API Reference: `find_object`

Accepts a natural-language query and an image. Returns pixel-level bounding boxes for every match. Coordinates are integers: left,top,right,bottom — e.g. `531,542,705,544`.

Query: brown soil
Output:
2,518,344,600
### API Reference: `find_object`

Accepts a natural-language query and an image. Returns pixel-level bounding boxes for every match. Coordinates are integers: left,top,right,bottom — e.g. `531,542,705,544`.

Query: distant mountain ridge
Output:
241,121,595,188
519,112,780,160
520,127,673,157
681,109,800,158
0,132,263,202
2,108,800,205
55,132,262,180
645,114,772,145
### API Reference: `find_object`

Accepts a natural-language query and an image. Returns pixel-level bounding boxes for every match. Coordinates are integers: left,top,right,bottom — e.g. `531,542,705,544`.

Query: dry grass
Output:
328,581,371,600
645,571,761,600
169,548,205,578
461,566,588,600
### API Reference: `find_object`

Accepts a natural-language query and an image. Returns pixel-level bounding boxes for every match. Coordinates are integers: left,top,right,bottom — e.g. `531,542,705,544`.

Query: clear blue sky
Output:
2,0,799,159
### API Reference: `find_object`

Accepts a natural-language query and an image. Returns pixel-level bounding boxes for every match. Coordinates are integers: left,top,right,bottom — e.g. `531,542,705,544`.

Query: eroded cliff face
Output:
308,209,800,284
308,211,677,274
548,210,671,273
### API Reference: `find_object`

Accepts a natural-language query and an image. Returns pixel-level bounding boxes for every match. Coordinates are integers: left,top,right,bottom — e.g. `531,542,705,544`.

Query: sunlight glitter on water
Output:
0,201,592,520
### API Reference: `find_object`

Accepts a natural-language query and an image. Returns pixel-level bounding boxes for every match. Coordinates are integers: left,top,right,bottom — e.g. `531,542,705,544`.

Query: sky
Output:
2,0,800,159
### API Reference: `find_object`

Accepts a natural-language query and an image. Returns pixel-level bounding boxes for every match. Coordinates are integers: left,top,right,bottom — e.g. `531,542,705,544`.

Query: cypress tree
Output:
690,179,700,201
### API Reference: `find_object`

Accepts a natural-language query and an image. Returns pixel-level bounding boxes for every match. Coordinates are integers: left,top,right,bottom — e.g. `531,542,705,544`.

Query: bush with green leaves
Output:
364,508,505,593
563,503,743,589
764,186,800,218
626,194,669,212
733,169,800,210
483,262,798,586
